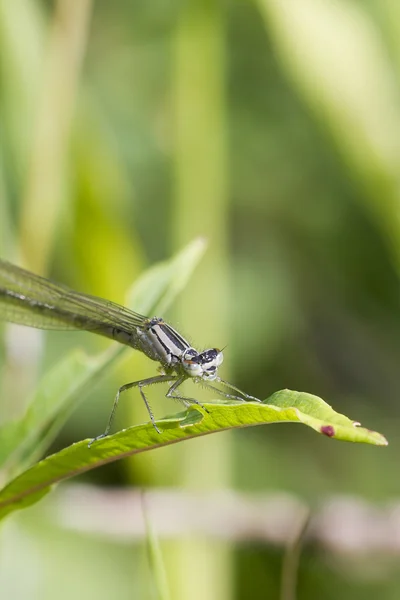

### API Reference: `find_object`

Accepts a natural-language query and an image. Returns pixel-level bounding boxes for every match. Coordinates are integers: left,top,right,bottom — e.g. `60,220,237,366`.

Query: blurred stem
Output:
142,493,171,600
0,146,14,258
380,0,400,70
280,508,310,600
2,0,93,426
167,2,231,600
0,148,14,407
0,0,44,174
19,0,93,274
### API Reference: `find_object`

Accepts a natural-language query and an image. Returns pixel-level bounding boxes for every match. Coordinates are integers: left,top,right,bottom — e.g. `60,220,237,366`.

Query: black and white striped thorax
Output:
137,317,224,381
139,317,191,365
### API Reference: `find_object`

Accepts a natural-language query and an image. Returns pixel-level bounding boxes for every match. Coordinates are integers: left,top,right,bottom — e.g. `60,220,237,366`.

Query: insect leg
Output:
200,380,244,401
205,377,261,402
166,376,208,412
89,374,177,447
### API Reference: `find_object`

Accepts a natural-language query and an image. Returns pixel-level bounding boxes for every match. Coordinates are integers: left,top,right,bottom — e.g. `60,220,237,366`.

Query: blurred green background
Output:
1,0,400,598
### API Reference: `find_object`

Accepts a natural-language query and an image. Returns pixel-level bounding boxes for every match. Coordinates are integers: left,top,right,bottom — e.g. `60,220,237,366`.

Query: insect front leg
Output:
166,376,208,412
202,377,261,403
88,374,178,447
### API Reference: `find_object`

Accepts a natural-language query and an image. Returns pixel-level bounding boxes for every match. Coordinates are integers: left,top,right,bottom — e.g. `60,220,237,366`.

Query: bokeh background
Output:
1,0,400,598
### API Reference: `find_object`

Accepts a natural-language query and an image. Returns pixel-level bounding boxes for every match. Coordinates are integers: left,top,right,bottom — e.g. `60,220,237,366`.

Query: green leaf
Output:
0,350,101,472
127,236,207,316
0,238,207,474
0,390,387,521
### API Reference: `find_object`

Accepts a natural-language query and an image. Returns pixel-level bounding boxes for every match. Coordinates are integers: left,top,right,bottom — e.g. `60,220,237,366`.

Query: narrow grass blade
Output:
142,493,171,600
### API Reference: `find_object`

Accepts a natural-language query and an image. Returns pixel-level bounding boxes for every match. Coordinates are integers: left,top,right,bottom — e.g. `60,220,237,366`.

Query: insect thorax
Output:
135,318,192,368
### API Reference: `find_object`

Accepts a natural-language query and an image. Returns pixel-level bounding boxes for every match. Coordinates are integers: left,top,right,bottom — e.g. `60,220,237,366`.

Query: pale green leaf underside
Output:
0,390,387,521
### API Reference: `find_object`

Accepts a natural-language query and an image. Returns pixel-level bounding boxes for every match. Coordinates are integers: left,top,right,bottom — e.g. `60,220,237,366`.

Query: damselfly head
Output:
182,347,223,380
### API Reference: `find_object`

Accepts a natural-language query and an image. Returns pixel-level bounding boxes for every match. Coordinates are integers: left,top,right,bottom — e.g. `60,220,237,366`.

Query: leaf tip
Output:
362,427,388,446
373,433,389,446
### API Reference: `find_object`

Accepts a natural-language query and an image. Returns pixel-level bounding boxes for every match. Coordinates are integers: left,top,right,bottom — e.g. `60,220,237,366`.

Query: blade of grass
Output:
20,0,93,273
170,1,229,599
142,492,171,600
257,0,400,270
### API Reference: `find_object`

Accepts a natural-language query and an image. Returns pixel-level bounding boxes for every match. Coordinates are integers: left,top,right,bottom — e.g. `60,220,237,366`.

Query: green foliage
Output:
0,240,206,480
0,239,386,524
0,349,99,473
0,390,386,522
1,0,399,596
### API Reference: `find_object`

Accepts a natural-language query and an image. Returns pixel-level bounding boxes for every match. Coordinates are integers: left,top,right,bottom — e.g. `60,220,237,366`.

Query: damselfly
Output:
0,259,260,443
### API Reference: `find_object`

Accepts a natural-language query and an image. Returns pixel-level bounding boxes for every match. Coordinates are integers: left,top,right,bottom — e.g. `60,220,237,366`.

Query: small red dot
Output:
321,425,335,437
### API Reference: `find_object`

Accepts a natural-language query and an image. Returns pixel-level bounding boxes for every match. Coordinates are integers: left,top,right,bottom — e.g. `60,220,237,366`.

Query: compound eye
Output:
214,351,223,367
182,358,203,377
